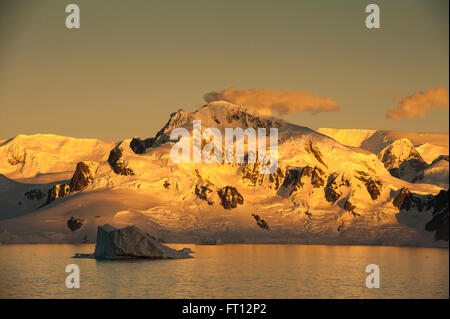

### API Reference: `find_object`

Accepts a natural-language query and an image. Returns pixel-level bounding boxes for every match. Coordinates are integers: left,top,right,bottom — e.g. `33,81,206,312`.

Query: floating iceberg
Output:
74,224,194,259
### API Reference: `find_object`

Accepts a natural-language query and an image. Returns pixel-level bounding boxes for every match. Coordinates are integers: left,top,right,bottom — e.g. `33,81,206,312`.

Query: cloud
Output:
203,87,339,116
386,87,449,121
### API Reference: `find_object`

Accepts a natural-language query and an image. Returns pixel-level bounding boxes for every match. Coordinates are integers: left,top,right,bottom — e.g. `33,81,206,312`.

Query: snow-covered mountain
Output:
414,155,449,189
0,134,115,183
377,138,427,182
318,128,449,188
0,102,447,246
317,128,449,163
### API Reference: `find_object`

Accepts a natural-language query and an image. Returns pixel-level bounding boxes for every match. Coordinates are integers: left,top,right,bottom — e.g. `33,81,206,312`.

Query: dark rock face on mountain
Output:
425,190,449,241
278,165,326,197
325,186,340,203
305,141,327,168
70,162,95,192
40,161,97,207
395,190,432,212
217,186,244,210
137,110,192,149
93,224,193,259
344,200,357,213
280,169,302,195
222,107,283,130
67,217,84,231
355,171,383,200
390,159,427,180
108,147,135,176
325,172,350,203
268,167,285,189
43,183,71,206
251,213,270,230
195,184,214,205
393,187,411,208
395,188,449,241
310,166,326,188
24,189,45,200
426,212,449,241
241,161,285,189
7,143,26,166
130,137,155,154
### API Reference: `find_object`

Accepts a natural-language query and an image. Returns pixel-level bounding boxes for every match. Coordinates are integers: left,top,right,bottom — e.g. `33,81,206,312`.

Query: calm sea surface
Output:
0,244,448,298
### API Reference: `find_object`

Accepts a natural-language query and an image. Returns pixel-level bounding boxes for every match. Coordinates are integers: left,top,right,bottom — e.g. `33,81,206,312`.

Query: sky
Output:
0,0,448,141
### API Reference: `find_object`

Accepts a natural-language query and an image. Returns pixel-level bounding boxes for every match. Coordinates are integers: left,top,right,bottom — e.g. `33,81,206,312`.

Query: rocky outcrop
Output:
138,109,193,149
108,147,135,176
354,171,383,200
426,211,449,242
325,185,340,203
195,184,215,205
241,161,285,189
278,165,327,196
67,217,84,232
305,141,327,168
396,190,431,212
424,190,449,241
395,188,449,241
393,187,410,208
251,213,270,230
224,107,283,131
7,143,26,165
92,225,193,259
297,165,326,189
130,137,155,154
43,183,71,206
364,179,383,200
41,161,97,207
70,161,96,191
279,169,302,196
390,159,427,181
325,172,350,203
217,186,244,210
344,200,359,217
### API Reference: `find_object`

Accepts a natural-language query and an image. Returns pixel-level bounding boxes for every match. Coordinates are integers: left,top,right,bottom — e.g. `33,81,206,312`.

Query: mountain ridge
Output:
0,102,448,246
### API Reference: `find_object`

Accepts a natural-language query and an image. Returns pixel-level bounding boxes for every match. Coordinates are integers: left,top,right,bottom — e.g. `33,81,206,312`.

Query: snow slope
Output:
415,156,449,189
317,128,449,163
416,143,450,164
0,134,116,182
0,102,447,246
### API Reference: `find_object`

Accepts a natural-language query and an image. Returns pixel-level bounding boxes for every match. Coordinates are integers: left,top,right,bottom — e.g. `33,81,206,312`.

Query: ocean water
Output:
0,244,448,299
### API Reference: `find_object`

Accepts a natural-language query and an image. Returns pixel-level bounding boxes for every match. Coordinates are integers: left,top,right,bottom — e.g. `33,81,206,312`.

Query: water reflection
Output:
0,244,447,298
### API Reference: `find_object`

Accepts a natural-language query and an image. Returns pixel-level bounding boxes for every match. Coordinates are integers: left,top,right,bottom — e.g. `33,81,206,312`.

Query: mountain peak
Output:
149,101,320,146
377,138,423,168
377,138,427,181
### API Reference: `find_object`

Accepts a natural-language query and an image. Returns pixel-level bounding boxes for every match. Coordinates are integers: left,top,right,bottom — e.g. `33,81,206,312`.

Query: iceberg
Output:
74,224,194,259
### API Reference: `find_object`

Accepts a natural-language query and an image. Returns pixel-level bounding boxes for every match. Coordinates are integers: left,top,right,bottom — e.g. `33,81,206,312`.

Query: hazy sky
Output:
0,0,448,141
